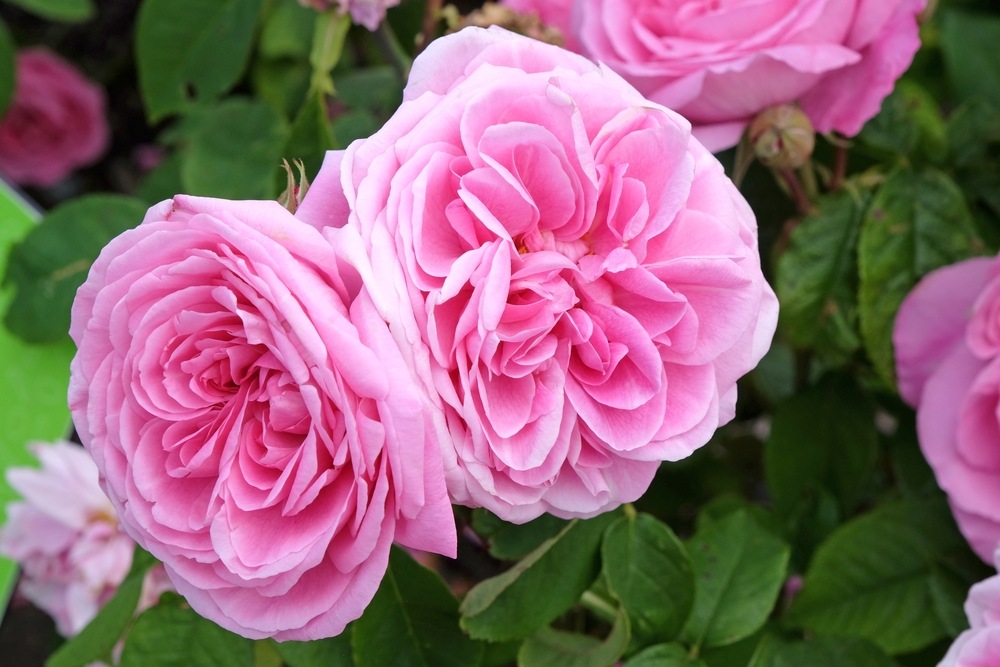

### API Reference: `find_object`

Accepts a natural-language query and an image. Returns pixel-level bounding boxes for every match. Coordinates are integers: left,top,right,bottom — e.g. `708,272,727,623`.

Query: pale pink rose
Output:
939,549,1000,666
298,0,400,30
894,255,1000,562
69,195,456,640
501,0,925,151
0,48,108,186
303,27,778,523
0,442,135,637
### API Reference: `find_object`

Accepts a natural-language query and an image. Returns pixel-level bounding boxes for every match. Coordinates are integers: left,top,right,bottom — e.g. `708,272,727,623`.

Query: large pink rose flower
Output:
0,48,108,186
305,27,777,523
500,0,925,151
894,255,1000,562
69,195,456,640
939,549,1000,666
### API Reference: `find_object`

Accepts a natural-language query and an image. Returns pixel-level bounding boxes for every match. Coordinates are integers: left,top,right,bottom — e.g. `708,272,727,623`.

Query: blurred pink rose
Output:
500,0,578,49
298,0,400,30
939,549,1000,666
0,442,142,637
501,0,925,151
69,195,456,640
894,256,1000,562
0,48,108,186
305,27,777,523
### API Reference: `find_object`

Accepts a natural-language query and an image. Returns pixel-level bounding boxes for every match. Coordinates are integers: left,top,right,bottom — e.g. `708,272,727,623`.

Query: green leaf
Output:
352,547,484,667
3,0,93,22
4,194,148,343
776,188,867,362
946,99,1000,169
859,79,946,163
786,497,964,654
282,90,336,184
259,1,315,59
252,58,311,119
625,643,705,667
335,66,403,112
134,151,185,207
471,509,568,561
460,512,617,642
940,8,1000,111
858,167,983,388
135,0,263,121
0,18,14,116
681,511,790,650
517,607,630,667
271,635,353,667
928,566,972,639
601,513,694,641
765,372,877,519
46,548,157,667
759,637,898,667
119,592,254,667
174,97,289,200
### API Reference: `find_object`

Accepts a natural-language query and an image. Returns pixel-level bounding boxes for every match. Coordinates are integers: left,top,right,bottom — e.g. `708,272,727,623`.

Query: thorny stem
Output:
778,167,813,216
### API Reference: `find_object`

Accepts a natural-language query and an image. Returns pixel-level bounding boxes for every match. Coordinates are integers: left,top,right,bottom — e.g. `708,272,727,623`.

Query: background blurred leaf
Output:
4,194,148,343
757,637,898,667
517,606,629,667
271,635,353,667
940,8,1000,111
136,0,262,121
0,18,14,117
3,0,93,22
626,643,706,667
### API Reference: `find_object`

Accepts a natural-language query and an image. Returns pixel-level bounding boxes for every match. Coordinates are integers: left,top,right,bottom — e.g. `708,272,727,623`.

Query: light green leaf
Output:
858,167,983,388
136,0,263,121
174,97,289,200
625,643,706,667
682,511,790,650
786,498,964,654
776,188,867,363
352,547,484,667
460,513,617,641
601,513,694,641
517,607,629,667
4,194,148,343
119,592,254,667
3,0,92,22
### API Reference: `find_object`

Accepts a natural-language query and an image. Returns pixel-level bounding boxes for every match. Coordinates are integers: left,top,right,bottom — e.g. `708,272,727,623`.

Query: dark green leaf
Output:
174,98,289,200
761,637,898,667
253,58,312,119
858,167,983,388
601,513,694,641
259,1,315,59
625,643,705,667
928,567,972,639
335,66,403,113
0,18,14,116
119,592,254,667
517,606,629,667
682,511,789,650
46,548,157,667
765,372,877,518
471,509,568,561
283,90,336,184
4,194,148,343
946,99,1000,168
271,635,353,667
859,80,946,163
136,0,262,120
4,0,92,22
134,151,185,207
776,189,867,362
460,513,617,642
940,8,1000,111
352,547,484,667
786,498,964,654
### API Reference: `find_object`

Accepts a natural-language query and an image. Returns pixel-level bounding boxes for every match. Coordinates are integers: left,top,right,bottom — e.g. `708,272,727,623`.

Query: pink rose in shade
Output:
894,255,1000,562
500,0,925,151
298,0,400,30
0,48,108,187
68,195,456,640
0,441,164,637
939,549,1000,666
304,27,778,523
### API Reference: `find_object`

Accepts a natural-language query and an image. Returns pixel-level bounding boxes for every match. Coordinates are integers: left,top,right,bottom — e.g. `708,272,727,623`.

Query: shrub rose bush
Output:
0,441,134,637
894,255,1000,562
501,0,926,151
68,195,456,640
0,48,108,186
305,27,778,523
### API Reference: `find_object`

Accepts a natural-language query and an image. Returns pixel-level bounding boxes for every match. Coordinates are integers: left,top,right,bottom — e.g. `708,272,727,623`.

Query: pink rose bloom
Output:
298,0,400,30
501,0,925,151
894,255,1000,562
0,48,108,186
305,27,777,523
939,549,1000,666
69,195,456,640
0,442,134,637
